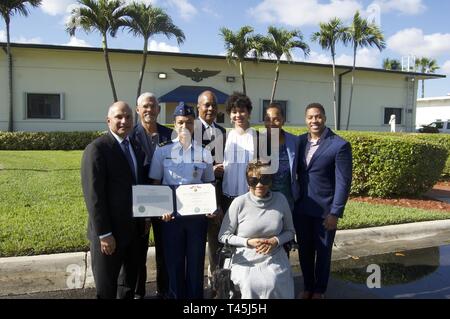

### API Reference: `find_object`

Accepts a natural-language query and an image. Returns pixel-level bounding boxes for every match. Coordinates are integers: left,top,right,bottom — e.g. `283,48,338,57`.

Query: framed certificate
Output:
175,183,217,216
132,183,217,217
132,185,174,217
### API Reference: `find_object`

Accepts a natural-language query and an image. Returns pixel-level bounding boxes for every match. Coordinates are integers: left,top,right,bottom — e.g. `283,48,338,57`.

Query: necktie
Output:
209,127,215,142
122,139,136,183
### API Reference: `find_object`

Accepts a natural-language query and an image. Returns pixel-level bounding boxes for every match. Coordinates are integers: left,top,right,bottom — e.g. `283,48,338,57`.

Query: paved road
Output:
1,272,378,299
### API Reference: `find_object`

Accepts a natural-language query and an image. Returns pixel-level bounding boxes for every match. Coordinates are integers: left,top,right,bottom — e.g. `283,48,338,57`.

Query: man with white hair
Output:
127,92,173,299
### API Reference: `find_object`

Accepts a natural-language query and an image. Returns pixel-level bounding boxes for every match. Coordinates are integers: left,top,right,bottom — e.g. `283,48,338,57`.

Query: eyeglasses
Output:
247,175,272,187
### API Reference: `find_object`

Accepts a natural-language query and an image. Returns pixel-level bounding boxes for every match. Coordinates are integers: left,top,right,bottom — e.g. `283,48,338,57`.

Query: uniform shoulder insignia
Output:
158,140,173,147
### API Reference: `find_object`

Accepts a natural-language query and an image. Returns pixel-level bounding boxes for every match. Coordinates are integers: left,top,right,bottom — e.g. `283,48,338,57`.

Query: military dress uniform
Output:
149,103,215,299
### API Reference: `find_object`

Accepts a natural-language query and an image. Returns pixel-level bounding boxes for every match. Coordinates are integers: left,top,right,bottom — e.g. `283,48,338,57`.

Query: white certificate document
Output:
132,185,174,217
175,183,217,216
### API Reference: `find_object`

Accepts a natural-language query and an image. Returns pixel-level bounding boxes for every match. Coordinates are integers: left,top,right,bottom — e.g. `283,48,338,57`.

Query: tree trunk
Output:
331,50,337,131
346,46,357,131
239,61,246,95
6,19,13,132
270,61,280,104
422,79,425,98
135,39,148,123
102,34,118,102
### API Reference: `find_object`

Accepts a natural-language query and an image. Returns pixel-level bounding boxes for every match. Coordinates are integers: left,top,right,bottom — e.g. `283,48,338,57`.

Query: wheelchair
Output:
211,239,298,299
211,240,240,299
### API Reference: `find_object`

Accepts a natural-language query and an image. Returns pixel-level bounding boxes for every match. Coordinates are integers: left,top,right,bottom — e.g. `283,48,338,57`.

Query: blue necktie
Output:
122,139,136,184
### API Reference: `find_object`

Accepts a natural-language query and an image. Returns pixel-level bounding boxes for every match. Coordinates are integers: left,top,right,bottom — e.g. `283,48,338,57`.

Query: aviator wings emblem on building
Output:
173,67,221,82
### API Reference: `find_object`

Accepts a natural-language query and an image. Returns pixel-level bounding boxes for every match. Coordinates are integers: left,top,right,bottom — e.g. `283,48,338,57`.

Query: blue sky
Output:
1,0,449,97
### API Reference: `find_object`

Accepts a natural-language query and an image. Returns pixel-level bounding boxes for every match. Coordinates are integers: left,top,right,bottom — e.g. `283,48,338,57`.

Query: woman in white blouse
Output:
220,92,258,213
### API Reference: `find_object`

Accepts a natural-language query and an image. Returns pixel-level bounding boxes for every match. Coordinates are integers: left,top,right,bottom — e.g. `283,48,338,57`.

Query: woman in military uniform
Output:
149,102,215,299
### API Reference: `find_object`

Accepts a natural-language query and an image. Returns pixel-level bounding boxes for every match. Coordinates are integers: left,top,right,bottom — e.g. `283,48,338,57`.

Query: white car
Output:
417,120,450,134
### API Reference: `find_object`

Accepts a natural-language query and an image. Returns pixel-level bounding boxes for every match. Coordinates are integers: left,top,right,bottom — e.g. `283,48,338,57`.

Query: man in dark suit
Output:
195,90,226,288
127,92,173,299
81,101,146,299
294,103,352,299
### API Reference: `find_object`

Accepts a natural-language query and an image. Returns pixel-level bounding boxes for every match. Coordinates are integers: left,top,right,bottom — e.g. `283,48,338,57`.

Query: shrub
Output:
410,133,450,178
342,132,447,197
283,129,448,197
0,131,105,150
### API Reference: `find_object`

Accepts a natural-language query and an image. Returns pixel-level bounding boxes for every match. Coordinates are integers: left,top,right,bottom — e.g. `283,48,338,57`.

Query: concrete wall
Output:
416,97,450,128
0,46,417,132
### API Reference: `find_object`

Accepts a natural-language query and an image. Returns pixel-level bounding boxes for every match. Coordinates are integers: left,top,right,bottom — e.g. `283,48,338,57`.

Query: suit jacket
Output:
284,131,301,202
81,132,146,245
296,128,352,219
129,122,173,183
197,118,226,162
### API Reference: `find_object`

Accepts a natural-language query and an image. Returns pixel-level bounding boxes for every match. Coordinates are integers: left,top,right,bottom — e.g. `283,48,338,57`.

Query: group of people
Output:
81,89,353,299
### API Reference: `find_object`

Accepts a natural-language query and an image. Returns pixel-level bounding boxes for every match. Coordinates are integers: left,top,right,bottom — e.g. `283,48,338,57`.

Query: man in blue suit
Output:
294,103,352,299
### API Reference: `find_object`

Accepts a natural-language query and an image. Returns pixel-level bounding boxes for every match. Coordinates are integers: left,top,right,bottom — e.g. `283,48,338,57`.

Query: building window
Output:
383,107,402,125
26,93,63,119
262,100,288,121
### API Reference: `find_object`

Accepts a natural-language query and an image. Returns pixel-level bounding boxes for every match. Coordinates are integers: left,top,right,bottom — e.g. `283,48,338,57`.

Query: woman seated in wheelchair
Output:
218,161,295,299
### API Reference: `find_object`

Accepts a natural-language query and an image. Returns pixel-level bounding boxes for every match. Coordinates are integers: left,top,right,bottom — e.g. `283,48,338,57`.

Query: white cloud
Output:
336,48,381,68
43,0,156,16
41,0,76,16
167,0,197,20
388,28,450,58
305,51,334,64
305,48,381,68
249,0,361,26
148,40,180,52
65,36,91,47
371,0,426,15
123,0,156,5
201,4,220,18
15,36,43,44
0,29,42,44
443,61,450,76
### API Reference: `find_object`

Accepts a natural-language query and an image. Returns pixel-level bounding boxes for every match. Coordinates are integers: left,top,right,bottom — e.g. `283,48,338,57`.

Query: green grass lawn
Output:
1,150,449,257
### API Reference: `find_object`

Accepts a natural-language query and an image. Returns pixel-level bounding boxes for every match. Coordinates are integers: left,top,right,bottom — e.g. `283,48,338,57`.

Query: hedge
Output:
283,128,450,180
410,133,450,177
0,131,105,150
0,129,448,198
339,132,447,197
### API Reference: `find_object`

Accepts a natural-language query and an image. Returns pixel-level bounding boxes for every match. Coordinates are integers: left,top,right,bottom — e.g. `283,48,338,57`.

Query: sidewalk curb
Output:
335,220,450,246
1,220,450,296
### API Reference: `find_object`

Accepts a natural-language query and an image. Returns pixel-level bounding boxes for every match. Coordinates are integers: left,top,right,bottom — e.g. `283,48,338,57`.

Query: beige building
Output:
0,43,445,132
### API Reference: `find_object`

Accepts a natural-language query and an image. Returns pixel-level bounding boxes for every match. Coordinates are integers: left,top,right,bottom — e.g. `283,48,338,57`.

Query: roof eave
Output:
0,41,446,79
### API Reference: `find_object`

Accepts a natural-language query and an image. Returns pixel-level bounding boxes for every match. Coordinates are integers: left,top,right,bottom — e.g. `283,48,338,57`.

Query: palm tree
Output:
66,0,129,102
261,26,310,103
382,58,401,71
346,11,386,130
0,0,42,132
415,57,439,98
220,26,259,95
124,2,185,104
311,18,347,130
